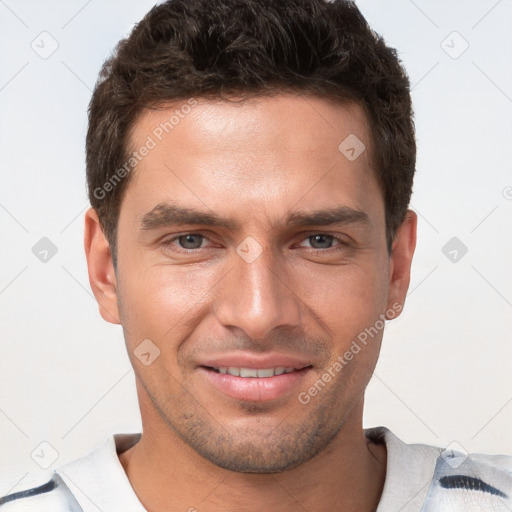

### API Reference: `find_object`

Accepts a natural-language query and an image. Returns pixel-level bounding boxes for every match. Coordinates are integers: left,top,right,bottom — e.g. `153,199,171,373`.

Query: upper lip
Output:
199,352,313,370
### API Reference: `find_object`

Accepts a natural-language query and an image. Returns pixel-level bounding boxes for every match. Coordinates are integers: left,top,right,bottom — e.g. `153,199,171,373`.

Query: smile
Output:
209,366,300,378
199,364,313,402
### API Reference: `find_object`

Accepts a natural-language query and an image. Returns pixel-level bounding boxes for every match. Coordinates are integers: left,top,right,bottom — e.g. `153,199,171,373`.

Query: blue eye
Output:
175,234,205,249
307,234,336,249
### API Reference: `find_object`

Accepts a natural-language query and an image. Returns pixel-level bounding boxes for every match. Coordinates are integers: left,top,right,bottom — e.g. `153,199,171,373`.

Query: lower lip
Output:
199,367,311,402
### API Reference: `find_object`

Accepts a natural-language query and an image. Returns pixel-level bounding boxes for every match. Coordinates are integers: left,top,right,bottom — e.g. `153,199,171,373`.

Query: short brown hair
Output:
86,0,416,266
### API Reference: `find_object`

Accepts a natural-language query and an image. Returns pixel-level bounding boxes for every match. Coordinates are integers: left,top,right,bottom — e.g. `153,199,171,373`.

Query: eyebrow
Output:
285,206,370,227
140,203,370,231
141,204,238,231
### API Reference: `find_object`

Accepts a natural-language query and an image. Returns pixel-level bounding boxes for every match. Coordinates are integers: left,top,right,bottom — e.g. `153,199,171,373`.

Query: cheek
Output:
298,260,388,328
118,262,220,344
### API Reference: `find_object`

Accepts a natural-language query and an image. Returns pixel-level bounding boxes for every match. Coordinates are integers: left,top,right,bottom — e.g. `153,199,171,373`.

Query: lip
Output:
199,352,312,370
199,366,312,402
197,352,313,402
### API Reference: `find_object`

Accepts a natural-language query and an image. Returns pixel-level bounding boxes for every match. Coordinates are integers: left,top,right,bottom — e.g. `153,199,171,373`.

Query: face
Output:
85,94,416,473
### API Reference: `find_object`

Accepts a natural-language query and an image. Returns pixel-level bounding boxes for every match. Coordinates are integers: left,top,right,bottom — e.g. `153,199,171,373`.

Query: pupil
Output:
179,234,202,249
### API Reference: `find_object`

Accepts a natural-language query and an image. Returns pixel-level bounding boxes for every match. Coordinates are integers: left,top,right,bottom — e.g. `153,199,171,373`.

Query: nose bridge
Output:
215,241,301,338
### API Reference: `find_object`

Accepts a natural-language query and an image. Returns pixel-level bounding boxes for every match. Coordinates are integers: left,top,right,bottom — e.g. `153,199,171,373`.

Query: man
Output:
1,0,511,510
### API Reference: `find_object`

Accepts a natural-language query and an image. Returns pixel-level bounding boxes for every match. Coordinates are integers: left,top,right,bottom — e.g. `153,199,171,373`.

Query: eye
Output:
175,234,205,249
298,234,346,250
163,233,211,252
175,233,205,249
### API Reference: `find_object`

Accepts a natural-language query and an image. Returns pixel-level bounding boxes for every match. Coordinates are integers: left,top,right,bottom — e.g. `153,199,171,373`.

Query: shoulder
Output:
366,426,512,511
423,448,512,510
0,432,142,512
365,427,512,512
0,473,82,511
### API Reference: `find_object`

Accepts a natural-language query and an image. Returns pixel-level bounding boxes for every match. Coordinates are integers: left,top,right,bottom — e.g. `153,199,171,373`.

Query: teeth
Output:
256,368,274,378
212,366,299,378
240,368,258,378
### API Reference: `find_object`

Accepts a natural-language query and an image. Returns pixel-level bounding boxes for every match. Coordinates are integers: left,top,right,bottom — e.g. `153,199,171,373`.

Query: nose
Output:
214,242,302,340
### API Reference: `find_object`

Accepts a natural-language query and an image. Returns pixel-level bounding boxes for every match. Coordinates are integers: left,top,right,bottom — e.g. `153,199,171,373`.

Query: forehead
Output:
122,94,382,228
131,93,373,162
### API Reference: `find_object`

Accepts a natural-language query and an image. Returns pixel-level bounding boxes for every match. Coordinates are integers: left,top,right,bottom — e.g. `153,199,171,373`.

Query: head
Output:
85,0,417,473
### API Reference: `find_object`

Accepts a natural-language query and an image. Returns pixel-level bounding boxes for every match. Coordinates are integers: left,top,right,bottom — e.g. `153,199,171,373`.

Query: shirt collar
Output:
55,432,145,512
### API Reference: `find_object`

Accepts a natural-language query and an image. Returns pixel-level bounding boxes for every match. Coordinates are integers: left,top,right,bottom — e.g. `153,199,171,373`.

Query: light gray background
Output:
1,0,511,494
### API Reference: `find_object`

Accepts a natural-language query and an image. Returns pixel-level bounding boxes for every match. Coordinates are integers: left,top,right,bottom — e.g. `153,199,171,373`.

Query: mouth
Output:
199,364,313,402
205,366,307,377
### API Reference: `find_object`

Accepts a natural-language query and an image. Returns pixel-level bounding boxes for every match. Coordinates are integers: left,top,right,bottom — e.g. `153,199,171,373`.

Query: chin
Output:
178,411,344,474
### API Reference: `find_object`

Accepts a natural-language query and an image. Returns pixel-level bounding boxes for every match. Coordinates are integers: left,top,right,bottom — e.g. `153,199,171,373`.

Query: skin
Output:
84,94,417,512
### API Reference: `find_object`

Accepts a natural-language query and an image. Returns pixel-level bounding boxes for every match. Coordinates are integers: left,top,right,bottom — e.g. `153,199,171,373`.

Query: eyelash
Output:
161,232,349,254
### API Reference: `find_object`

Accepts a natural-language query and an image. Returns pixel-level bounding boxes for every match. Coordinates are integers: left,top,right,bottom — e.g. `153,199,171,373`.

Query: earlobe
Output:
84,207,121,325
386,210,417,316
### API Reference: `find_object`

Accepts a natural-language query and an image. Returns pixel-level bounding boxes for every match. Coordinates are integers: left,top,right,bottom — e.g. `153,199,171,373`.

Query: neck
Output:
119,401,387,512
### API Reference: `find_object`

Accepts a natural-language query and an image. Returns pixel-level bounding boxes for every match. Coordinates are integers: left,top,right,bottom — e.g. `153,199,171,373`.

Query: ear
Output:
84,207,121,324
386,210,417,318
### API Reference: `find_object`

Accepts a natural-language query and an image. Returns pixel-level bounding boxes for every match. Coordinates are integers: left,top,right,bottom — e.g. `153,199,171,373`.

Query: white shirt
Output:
1,427,511,511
